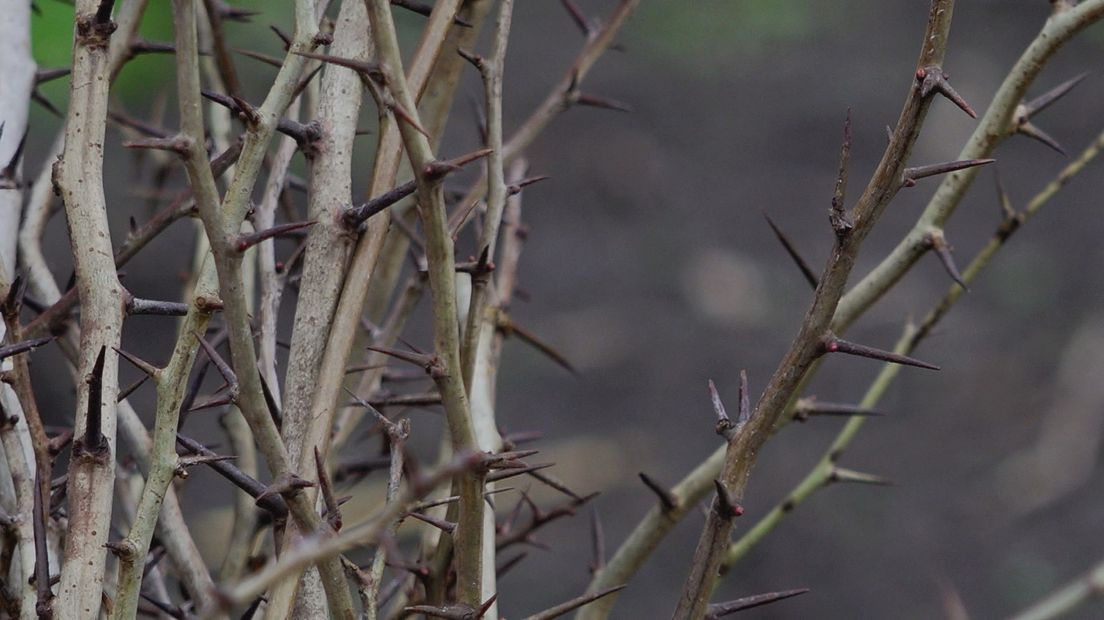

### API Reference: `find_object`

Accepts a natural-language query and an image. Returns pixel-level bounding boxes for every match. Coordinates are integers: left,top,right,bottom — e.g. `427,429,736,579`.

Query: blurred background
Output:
17,1,1104,617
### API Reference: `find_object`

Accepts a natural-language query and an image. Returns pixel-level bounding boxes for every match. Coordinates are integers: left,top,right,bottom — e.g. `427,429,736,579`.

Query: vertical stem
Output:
364,0,486,607
54,3,125,617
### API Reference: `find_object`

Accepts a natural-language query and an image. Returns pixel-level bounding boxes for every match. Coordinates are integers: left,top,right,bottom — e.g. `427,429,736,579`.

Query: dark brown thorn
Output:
367,393,441,409
827,467,894,486
33,470,52,618
390,102,430,138
902,158,994,187
528,469,583,501
195,333,238,391
176,435,288,516
269,24,292,50
75,347,109,457
230,94,261,125
1016,121,1066,156
792,396,885,422
292,51,383,81
449,200,482,239
0,336,53,362
1021,72,1089,118
704,588,809,619
479,449,540,472
638,472,677,511
508,175,551,196
522,585,627,620
1,128,27,182
234,47,284,68
829,108,853,239
314,447,342,530
35,67,70,85
712,479,744,519
927,231,968,290
497,551,528,578
214,1,258,22
738,371,751,427
365,345,441,376
423,147,495,181
820,334,940,370
201,90,261,126
94,0,115,25
2,274,26,317
560,0,593,35
176,454,237,470
255,473,314,503
121,136,191,155
762,211,818,289
30,90,62,118
407,510,456,534
457,47,484,70
917,65,976,118
486,462,555,483
124,295,190,316
590,507,605,573
391,0,473,27
574,92,633,112
344,180,417,228
258,371,282,429
235,220,316,252
495,312,576,374
129,39,177,55
477,594,500,618
993,169,1017,221
47,429,74,456
112,347,161,380
710,379,734,439
138,593,185,619
186,394,233,412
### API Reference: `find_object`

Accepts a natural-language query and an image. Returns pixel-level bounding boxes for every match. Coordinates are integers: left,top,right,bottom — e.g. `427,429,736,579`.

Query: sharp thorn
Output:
589,507,605,573
821,335,940,370
254,473,314,503
344,180,417,228
235,220,316,252
638,472,677,511
792,397,886,422
828,467,894,486
391,0,472,27
574,92,633,112
0,337,53,362
521,585,627,620
927,231,969,291
829,108,853,239
495,312,576,374
917,66,976,118
560,0,593,36
314,447,342,530
35,67,70,85
194,333,238,391
76,347,108,456
705,588,810,618
902,158,994,186
112,347,161,380
713,479,744,520
292,50,384,82
1016,121,1067,157
407,511,457,534
762,211,819,289
423,147,495,181
1022,72,1089,118
508,175,551,196
269,24,292,50
234,47,284,68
